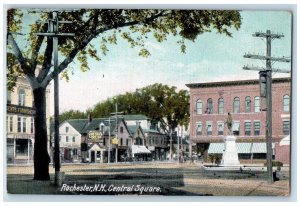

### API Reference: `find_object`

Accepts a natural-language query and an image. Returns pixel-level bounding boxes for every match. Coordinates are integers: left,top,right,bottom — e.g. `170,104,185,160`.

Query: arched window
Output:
18,88,25,106
254,96,260,112
233,97,240,113
283,95,290,112
245,96,251,113
206,98,213,114
196,99,202,114
218,98,224,114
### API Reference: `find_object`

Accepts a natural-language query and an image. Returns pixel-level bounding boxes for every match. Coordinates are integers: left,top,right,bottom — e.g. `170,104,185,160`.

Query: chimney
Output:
88,113,92,123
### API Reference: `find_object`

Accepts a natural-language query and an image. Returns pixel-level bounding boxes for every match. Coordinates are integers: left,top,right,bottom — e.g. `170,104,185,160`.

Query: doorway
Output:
91,151,95,162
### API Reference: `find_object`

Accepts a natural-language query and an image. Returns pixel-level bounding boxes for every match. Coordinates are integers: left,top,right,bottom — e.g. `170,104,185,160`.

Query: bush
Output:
264,160,283,167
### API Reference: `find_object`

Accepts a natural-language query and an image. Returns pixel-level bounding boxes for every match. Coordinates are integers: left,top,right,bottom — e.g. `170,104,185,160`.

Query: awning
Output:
279,135,290,146
131,145,151,154
208,142,275,154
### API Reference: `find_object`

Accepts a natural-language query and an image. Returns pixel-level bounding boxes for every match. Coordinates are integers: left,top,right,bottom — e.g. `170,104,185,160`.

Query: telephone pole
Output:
243,30,290,184
35,10,75,186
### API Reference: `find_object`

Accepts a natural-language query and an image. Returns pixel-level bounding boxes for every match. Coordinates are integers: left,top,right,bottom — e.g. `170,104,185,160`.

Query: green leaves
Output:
7,9,241,89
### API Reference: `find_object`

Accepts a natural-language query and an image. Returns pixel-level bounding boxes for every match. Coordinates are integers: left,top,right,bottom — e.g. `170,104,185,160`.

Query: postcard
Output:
6,7,292,197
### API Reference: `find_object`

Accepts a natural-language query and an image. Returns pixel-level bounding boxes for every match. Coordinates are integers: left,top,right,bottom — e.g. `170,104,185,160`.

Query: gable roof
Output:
67,119,88,133
127,125,145,137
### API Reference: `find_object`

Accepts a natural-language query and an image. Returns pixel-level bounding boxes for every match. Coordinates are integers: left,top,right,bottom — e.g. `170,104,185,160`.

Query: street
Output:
6,162,289,196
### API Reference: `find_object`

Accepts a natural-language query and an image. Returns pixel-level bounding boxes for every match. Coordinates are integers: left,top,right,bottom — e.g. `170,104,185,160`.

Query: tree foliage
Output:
58,109,86,123
90,83,190,131
7,9,241,90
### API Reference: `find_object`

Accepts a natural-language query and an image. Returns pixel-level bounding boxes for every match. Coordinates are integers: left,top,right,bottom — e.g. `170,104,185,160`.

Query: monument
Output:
220,113,241,167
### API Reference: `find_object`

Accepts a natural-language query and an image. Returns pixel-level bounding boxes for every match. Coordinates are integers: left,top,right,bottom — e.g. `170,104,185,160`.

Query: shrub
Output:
264,160,283,167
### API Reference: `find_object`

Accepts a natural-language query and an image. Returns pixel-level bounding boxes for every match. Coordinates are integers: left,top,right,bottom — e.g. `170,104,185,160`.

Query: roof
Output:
111,114,149,121
127,125,144,137
67,119,88,133
186,77,291,88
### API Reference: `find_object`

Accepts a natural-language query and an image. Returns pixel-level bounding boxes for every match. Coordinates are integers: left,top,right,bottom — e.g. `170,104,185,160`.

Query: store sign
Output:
88,131,102,141
7,104,36,116
111,138,119,145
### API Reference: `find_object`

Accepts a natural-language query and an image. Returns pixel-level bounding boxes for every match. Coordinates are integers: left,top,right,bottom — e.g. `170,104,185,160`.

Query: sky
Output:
18,10,292,115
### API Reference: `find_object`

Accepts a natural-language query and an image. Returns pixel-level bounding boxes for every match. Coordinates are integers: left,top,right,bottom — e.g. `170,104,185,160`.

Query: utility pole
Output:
243,30,290,184
35,10,75,186
110,103,123,164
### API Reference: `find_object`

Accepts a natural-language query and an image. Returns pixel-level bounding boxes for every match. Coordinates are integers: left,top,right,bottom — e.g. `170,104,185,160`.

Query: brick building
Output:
186,77,291,163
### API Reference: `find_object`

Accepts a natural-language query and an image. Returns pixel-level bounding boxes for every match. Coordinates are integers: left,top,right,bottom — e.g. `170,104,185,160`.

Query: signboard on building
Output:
111,138,118,145
7,104,36,116
88,131,102,141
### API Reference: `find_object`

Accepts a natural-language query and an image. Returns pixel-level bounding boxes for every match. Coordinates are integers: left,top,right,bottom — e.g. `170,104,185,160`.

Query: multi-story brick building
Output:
6,76,51,163
186,77,291,163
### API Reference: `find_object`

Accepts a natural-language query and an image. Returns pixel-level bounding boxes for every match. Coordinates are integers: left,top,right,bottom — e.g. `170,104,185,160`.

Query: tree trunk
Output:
33,87,50,180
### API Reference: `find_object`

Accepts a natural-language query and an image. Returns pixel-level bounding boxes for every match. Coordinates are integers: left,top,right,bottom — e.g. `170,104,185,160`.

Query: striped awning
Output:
208,142,275,154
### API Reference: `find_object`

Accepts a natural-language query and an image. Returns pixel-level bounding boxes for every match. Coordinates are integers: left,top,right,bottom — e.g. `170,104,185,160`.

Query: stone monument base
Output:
220,135,241,167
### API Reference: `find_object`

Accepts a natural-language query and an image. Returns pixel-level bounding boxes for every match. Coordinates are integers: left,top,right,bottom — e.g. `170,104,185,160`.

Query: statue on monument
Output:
226,112,233,135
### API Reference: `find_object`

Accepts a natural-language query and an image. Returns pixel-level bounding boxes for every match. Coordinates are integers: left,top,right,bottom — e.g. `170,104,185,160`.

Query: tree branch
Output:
37,37,53,83
41,10,170,88
31,23,48,70
7,33,34,77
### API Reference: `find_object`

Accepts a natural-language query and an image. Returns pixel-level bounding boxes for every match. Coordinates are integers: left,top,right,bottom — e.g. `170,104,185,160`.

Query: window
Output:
7,90,11,104
10,116,13,132
97,151,101,158
206,122,212,135
244,122,251,136
245,96,251,113
120,138,123,146
72,136,76,142
195,122,202,135
218,98,224,114
17,117,22,132
126,139,129,146
283,121,290,135
206,98,213,114
66,136,69,142
254,96,260,112
283,95,290,112
31,117,34,134
18,89,25,106
233,97,240,113
196,99,202,114
23,117,26,133
7,116,13,132
254,122,260,136
217,122,224,135
120,126,124,133
65,126,69,133
232,122,240,136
